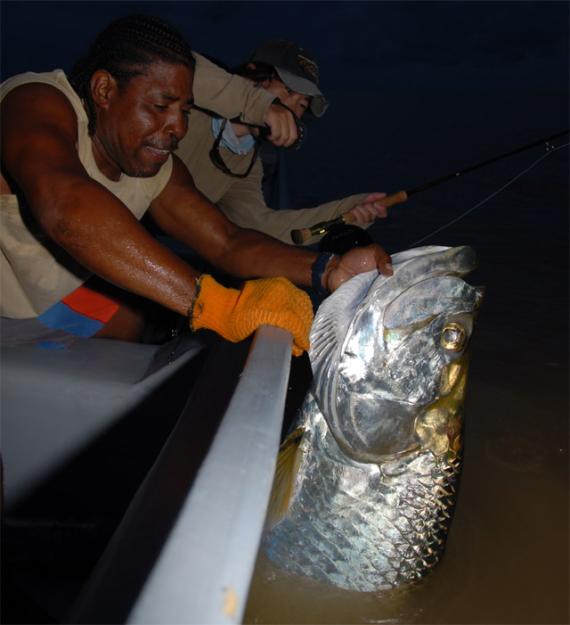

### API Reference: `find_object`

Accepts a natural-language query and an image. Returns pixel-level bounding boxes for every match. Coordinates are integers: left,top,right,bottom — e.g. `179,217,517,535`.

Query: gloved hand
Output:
190,275,313,356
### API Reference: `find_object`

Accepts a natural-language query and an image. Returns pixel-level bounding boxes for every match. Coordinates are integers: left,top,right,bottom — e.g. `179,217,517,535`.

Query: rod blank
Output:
289,129,569,245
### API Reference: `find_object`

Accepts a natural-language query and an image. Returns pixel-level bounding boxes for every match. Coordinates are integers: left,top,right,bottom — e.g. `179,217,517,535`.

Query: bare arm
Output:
149,156,317,285
1,83,200,316
150,158,393,290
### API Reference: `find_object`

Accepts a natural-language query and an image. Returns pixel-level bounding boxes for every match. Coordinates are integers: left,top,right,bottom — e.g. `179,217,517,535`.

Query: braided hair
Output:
69,14,195,134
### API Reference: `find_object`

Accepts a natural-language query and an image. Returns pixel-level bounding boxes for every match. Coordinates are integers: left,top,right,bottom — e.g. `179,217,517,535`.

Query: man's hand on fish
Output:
323,244,394,292
347,192,389,226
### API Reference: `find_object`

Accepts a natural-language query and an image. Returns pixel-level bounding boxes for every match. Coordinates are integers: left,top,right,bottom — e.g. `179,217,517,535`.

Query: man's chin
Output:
124,163,163,178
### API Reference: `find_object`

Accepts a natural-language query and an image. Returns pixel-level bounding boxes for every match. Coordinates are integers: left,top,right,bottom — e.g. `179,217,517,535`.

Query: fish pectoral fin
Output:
265,428,304,529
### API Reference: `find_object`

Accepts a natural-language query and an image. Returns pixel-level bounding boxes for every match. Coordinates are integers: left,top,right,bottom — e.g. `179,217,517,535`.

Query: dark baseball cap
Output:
250,40,329,117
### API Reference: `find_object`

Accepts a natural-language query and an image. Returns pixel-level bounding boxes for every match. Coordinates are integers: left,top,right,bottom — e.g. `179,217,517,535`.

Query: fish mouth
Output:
330,355,471,465
413,355,470,458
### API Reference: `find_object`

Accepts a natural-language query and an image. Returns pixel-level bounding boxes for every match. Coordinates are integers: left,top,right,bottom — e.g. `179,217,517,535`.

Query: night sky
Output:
4,1,568,241
2,1,568,221
2,1,568,90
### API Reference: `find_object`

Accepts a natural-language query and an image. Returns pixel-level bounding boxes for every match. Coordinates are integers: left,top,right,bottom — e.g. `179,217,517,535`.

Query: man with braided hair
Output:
0,13,393,355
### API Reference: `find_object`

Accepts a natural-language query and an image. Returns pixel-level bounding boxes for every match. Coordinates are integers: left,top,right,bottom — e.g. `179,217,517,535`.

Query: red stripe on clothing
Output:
62,284,120,323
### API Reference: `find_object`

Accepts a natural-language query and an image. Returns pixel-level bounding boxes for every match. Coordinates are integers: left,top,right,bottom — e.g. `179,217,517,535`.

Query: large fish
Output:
262,245,483,592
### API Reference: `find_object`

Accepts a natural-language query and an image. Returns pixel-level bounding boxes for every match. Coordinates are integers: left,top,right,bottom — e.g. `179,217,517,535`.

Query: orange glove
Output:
190,275,313,356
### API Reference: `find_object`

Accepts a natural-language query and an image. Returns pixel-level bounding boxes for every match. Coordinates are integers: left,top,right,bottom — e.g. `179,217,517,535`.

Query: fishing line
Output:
409,141,569,247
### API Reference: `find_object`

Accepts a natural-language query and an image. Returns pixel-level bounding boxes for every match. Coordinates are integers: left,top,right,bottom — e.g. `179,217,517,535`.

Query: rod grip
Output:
290,190,408,245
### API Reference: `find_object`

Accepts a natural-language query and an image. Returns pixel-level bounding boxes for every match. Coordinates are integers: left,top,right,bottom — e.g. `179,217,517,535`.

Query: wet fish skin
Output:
262,246,483,592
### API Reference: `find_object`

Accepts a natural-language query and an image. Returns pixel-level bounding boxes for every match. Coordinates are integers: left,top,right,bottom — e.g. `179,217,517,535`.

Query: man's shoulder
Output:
1,70,79,111
1,70,84,132
1,69,68,92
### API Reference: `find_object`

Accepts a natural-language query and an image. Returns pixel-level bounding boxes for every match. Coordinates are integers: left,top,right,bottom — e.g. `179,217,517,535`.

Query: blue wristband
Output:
311,252,335,298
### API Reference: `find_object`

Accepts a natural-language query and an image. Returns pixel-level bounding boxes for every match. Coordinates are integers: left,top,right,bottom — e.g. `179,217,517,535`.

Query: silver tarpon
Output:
262,245,483,592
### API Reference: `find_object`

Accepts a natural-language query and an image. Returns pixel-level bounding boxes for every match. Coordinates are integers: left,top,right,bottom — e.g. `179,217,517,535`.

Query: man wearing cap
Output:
174,40,389,246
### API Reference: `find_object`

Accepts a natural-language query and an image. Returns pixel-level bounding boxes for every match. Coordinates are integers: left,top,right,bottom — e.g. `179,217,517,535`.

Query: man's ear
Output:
90,70,118,109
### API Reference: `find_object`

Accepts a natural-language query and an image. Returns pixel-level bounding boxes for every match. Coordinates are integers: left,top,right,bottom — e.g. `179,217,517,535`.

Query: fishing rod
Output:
290,129,569,245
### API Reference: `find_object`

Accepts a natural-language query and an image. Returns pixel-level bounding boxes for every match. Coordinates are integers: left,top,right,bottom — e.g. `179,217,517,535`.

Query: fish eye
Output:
440,322,467,352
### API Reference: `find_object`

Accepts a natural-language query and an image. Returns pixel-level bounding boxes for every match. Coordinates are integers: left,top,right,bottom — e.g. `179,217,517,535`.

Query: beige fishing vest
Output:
0,70,173,318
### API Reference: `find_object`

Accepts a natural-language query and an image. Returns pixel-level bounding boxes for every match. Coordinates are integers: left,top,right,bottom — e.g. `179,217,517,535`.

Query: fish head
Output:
309,245,483,463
